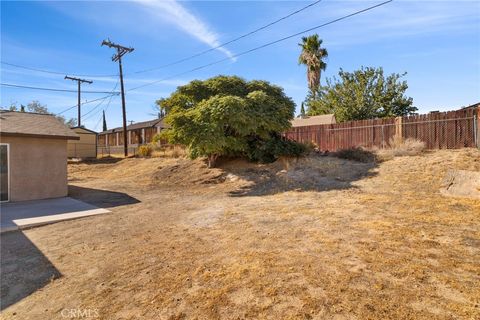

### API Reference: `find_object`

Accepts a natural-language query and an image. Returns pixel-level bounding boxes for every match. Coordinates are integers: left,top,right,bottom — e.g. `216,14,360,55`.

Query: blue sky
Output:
1,0,479,131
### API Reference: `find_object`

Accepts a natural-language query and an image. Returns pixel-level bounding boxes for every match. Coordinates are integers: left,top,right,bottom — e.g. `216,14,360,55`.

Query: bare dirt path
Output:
1,149,479,319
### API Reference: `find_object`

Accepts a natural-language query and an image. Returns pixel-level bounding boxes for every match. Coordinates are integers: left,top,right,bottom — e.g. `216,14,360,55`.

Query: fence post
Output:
395,116,402,139
474,114,478,148
381,125,385,148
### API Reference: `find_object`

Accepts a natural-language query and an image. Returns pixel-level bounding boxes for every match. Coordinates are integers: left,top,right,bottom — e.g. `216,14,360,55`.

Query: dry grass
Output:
376,136,426,161
137,144,153,157
2,149,479,319
151,145,187,158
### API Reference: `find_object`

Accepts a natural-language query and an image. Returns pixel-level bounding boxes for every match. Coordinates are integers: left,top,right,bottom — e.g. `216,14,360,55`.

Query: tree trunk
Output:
207,154,218,168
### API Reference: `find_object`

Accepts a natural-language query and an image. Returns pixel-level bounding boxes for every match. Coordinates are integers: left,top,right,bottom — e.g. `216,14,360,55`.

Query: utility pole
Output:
101,39,134,157
64,76,92,127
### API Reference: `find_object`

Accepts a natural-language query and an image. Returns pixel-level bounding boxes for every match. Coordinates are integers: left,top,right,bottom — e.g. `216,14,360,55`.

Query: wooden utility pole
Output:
101,39,134,157
64,76,92,127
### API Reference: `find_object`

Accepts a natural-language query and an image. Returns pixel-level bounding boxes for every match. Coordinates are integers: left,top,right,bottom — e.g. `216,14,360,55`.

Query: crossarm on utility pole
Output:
64,76,93,127
101,39,134,157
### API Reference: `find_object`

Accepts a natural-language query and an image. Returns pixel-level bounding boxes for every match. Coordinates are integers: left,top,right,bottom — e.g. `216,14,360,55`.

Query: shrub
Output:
247,135,308,163
303,141,318,153
151,145,187,158
334,147,377,163
138,144,153,157
159,76,296,167
171,146,186,158
152,133,162,144
387,136,425,156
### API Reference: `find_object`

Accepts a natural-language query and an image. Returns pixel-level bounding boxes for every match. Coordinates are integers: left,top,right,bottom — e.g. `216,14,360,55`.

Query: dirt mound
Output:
149,155,375,194
219,155,376,196
440,169,480,199
151,159,227,185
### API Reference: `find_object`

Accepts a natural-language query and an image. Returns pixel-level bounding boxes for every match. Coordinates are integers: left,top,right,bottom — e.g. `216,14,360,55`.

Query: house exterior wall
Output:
67,128,97,158
1,136,68,201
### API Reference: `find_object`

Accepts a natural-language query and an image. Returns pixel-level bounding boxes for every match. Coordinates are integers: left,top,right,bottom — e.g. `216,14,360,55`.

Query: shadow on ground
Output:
0,231,61,311
68,156,125,165
225,155,378,197
68,185,140,208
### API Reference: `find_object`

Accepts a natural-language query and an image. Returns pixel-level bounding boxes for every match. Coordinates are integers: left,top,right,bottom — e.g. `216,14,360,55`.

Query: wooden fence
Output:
284,107,478,152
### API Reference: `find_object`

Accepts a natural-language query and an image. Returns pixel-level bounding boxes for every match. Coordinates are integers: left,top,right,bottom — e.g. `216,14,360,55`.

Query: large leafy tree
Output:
298,34,328,99
309,67,417,122
157,75,297,167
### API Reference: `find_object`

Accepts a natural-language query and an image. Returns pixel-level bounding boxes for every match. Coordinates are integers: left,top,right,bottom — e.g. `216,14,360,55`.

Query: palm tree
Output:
298,34,328,99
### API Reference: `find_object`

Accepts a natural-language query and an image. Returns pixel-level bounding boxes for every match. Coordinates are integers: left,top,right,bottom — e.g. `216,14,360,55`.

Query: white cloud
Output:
315,0,479,48
133,0,235,60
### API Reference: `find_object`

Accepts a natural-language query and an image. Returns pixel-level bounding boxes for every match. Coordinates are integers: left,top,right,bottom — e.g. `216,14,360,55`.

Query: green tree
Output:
300,102,306,117
309,67,417,122
102,110,107,131
303,90,334,116
298,34,328,99
159,75,298,167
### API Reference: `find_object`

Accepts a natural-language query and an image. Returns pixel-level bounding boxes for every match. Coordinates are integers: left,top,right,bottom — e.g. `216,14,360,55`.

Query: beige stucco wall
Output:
67,128,97,158
1,136,68,202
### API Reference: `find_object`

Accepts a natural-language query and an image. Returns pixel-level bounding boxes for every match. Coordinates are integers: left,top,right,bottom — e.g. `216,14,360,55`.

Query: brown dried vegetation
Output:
1,149,479,319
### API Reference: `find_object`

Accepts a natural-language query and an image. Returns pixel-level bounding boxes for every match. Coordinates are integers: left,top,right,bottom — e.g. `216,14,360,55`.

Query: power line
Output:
0,0,323,78
64,76,93,126
101,39,134,157
132,0,324,74
83,81,119,120
1,83,120,94
0,61,117,78
7,0,392,120
128,0,393,92
93,112,104,131
56,82,120,116
56,94,116,115
93,93,117,131
81,96,108,120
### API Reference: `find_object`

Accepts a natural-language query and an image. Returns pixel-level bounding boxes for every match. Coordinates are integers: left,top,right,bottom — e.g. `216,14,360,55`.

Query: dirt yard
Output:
1,149,479,319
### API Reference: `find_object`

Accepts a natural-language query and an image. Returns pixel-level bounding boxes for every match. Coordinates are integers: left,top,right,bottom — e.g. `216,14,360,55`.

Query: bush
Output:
152,133,162,144
303,141,318,153
334,147,377,163
138,144,153,157
247,135,308,163
387,136,425,156
151,145,187,158
159,76,296,167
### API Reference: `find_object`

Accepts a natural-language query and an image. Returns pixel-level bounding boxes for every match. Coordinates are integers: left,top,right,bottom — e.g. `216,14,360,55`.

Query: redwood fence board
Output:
284,107,478,151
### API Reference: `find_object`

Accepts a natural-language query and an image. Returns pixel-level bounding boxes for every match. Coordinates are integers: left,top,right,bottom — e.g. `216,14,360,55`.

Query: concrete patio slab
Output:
1,197,110,233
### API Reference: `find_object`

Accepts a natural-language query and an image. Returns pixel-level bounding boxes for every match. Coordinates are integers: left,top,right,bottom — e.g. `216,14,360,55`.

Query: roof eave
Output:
0,132,80,140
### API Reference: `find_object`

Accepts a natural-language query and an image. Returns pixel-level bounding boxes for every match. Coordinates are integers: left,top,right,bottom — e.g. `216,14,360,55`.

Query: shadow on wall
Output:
1,231,62,311
68,185,140,208
224,155,378,197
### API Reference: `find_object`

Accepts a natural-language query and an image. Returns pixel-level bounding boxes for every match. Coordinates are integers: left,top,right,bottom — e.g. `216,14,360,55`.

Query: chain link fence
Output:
96,145,139,157
284,108,478,152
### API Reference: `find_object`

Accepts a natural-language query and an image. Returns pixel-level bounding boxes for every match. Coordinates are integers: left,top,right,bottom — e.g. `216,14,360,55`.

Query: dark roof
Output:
99,118,167,134
462,102,479,110
0,111,79,140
